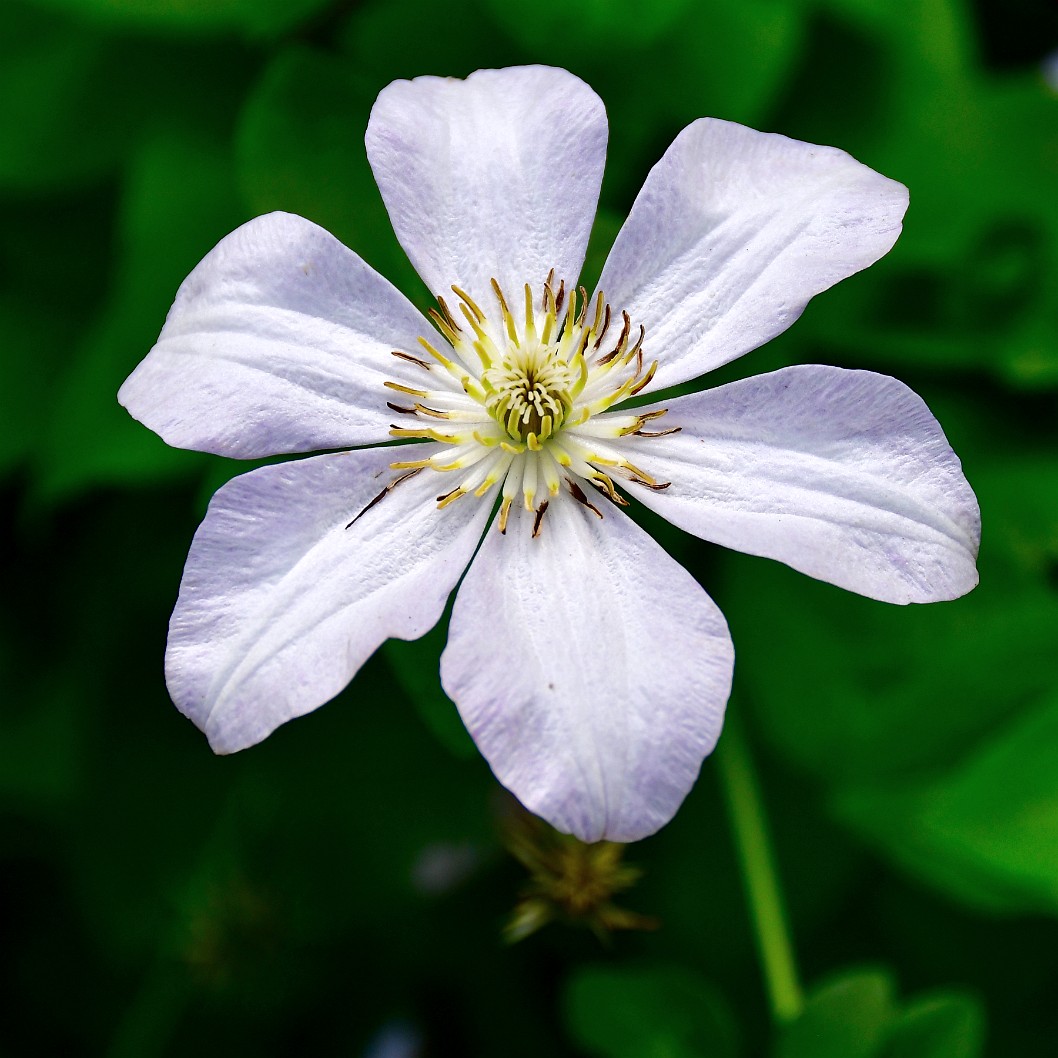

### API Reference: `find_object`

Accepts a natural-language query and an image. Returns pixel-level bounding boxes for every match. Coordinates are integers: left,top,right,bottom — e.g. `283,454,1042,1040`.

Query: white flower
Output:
119,66,980,843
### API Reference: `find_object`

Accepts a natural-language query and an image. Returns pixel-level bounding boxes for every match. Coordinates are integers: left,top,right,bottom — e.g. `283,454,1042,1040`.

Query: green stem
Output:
716,707,804,1024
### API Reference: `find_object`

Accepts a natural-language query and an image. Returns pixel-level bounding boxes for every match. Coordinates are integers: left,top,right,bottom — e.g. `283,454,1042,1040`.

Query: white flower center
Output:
368,273,678,535
482,345,577,444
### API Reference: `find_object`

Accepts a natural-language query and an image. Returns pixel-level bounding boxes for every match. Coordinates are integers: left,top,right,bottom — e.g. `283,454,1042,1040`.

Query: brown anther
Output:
491,277,514,317
629,360,657,395
577,326,594,358
435,295,461,333
620,461,673,492
436,486,466,507
386,402,417,415
498,497,513,534
592,303,612,350
414,404,451,420
541,268,556,312
391,349,432,370
532,501,549,538
636,426,682,438
589,474,629,506
621,460,657,484
389,425,437,439
346,468,423,528
589,290,605,331
459,301,485,334
567,480,603,519
385,380,428,397
636,409,669,423
630,324,645,355
452,284,486,323
428,307,461,345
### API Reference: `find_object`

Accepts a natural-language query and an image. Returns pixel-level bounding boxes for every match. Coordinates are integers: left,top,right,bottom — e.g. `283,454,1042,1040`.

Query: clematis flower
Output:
119,66,980,843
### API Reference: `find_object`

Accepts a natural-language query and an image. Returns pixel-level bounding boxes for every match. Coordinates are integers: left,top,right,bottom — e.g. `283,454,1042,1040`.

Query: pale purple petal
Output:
597,119,909,391
366,66,607,317
167,446,491,753
621,365,980,604
119,212,436,458
441,499,734,843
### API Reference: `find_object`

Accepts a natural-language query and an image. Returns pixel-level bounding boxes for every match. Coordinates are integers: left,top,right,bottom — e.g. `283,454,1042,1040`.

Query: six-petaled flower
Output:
119,66,980,843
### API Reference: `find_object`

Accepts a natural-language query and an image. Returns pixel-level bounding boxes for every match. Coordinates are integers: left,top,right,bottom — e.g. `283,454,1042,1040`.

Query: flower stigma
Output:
372,272,680,536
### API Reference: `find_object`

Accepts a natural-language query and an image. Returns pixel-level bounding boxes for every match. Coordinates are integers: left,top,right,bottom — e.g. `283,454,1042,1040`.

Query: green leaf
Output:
775,968,896,1058
473,0,806,210
338,0,514,83
970,457,1058,582
481,0,694,52
777,974,985,1058
0,660,82,813
783,25,1058,386
19,0,336,38
235,46,423,304
0,301,71,478
839,689,1058,915
879,992,985,1058
718,449,1058,912
728,566,1058,788
564,963,738,1058
0,3,257,190
0,186,120,479
658,0,808,127
576,208,623,297
34,127,244,501
720,449,1058,785
383,622,477,760
816,0,975,79
0,5,126,189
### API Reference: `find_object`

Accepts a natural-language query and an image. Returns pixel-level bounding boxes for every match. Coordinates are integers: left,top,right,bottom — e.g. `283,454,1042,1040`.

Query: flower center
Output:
482,349,576,445
365,273,679,536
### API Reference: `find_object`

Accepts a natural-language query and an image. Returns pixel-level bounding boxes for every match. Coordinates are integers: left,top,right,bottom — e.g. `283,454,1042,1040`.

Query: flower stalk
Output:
716,707,804,1024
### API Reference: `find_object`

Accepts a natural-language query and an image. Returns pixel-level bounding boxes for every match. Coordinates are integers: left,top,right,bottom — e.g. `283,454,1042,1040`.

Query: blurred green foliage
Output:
2,0,1058,1054
564,963,738,1058
774,969,984,1058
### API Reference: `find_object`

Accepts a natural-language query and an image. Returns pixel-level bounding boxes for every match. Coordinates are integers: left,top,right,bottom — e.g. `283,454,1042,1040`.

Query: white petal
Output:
366,66,607,316
167,446,491,753
441,498,734,843
119,212,436,458
597,119,909,390
622,365,981,604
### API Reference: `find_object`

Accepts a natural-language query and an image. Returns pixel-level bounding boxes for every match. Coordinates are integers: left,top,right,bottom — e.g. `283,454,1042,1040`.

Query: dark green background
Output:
3,0,1058,1054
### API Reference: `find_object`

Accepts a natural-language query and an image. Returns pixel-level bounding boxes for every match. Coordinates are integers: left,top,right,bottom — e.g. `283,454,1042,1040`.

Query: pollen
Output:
373,272,678,535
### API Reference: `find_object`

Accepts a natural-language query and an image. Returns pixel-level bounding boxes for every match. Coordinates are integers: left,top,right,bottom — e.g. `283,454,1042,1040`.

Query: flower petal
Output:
622,365,981,604
119,212,436,458
441,499,734,843
366,66,607,315
597,119,909,390
167,446,492,753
